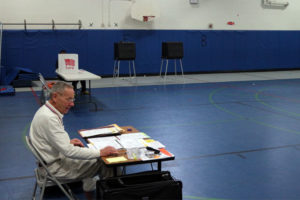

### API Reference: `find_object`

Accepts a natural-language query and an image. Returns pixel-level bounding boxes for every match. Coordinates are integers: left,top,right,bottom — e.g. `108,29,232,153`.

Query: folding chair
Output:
39,73,51,105
25,136,79,200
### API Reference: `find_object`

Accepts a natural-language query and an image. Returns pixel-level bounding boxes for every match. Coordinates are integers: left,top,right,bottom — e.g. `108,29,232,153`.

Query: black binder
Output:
97,171,182,200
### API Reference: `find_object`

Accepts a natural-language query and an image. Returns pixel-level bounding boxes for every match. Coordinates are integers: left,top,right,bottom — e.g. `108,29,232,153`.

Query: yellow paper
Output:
106,156,127,163
145,139,155,143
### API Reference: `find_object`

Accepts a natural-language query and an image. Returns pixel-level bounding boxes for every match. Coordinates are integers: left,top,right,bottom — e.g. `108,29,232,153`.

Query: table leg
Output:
158,161,162,171
88,80,91,102
113,167,118,177
87,80,99,111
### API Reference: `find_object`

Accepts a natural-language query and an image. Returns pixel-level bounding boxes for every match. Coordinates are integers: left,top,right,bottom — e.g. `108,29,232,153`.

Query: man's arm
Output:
70,138,84,147
46,116,100,160
70,138,119,157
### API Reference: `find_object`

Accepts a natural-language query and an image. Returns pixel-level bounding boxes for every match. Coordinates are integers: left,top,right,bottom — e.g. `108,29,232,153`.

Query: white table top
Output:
56,69,101,81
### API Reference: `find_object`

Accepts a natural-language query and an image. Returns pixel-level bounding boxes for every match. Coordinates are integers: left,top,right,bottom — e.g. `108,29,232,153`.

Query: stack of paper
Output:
79,124,123,138
84,128,171,162
117,138,146,149
88,137,122,150
140,139,165,149
117,132,150,140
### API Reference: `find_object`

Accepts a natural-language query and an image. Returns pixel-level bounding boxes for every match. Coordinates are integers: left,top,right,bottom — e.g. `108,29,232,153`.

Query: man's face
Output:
53,87,75,114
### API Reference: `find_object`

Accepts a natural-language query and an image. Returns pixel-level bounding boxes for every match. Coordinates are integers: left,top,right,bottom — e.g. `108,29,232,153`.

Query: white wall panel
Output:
0,0,299,30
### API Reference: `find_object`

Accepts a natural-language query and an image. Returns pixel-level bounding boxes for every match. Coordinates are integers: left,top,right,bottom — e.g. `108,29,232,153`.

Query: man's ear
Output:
52,92,59,103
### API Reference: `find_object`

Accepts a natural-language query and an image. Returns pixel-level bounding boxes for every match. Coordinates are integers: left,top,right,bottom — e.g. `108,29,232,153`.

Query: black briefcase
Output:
96,171,182,200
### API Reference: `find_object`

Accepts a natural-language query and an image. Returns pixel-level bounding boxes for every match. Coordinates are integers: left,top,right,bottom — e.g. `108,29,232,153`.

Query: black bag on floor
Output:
96,171,182,200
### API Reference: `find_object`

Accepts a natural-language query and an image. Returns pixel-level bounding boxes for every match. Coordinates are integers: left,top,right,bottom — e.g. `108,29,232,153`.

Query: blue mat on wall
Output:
0,66,38,85
1,30,300,78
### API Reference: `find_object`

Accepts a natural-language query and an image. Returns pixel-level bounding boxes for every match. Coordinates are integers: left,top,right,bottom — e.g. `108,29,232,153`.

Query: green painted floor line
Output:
22,122,31,149
209,87,300,135
255,89,300,118
248,117,300,135
140,118,243,131
209,87,245,120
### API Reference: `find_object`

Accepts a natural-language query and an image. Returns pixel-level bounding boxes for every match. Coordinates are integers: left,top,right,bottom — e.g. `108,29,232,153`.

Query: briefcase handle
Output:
117,178,125,186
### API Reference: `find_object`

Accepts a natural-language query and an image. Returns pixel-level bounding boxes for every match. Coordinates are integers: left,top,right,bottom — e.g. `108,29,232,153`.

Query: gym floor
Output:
1,71,300,200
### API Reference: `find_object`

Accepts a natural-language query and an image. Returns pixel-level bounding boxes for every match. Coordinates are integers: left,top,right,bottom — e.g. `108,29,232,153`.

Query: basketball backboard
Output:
131,0,160,22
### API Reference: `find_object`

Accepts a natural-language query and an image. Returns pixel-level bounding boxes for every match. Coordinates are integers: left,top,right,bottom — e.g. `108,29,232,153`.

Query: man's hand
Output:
100,146,119,157
70,138,84,147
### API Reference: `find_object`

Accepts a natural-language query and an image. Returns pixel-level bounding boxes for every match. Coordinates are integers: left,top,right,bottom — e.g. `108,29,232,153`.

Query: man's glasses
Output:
65,98,75,103
57,93,75,103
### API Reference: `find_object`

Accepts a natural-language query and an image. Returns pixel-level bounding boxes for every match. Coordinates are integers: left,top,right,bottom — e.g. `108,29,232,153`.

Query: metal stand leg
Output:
174,59,177,76
160,59,164,77
39,179,47,200
132,60,136,78
128,61,132,77
55,182,75,200
180,59,185,82
32,181,38,200
113,60,117,78
88,80,91,103
113,60,136,81
128,60,136,79
160,57,184,82
164,59,169,80
117,61,120,78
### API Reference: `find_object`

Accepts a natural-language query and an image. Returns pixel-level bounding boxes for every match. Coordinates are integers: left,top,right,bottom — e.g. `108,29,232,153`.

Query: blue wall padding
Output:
1,30,300,78
0,66,5,85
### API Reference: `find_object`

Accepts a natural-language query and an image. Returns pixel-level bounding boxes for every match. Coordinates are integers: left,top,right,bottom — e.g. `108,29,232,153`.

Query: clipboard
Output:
78,124,124,138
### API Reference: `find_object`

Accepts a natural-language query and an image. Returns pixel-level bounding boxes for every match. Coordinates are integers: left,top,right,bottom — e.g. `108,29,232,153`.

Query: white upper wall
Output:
0,0,299,30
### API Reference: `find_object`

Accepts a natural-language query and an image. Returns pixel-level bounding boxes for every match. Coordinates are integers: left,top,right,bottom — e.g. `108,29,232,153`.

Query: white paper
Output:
87,143,97,150
145,141,165,149
117,132,150,140
117,138,146,149
143,140,166,149
80,127,119,138
88,136,123,150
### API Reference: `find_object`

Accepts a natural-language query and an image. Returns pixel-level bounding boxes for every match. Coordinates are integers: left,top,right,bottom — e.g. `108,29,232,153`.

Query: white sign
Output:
58,54,79,74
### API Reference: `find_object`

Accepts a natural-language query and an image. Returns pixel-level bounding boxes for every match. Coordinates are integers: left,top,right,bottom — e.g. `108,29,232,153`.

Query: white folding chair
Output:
25,136,79,200
38,73,51,105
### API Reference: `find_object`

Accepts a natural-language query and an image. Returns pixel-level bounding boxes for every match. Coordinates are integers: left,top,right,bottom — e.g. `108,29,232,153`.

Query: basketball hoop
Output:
131,0,159,22
143,16,155,22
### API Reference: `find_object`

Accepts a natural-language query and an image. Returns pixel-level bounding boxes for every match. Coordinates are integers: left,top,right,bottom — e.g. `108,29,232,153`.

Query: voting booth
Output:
160,42,185,80
58,54,79,74
113,42,136,78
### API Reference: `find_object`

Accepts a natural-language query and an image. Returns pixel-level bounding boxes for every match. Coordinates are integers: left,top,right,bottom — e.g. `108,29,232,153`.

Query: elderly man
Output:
29,81,117,199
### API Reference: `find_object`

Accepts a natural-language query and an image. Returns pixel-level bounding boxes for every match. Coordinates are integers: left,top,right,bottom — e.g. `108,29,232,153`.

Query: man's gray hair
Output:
50,81,73,99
